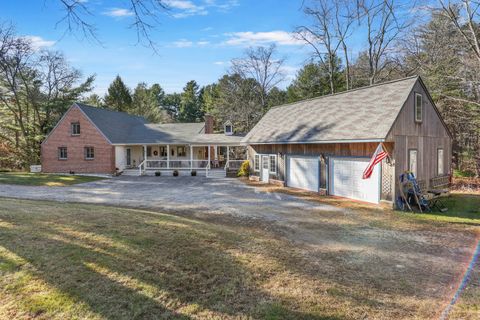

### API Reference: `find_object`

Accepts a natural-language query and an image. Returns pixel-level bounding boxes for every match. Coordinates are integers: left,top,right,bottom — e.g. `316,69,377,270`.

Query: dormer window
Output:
224,121,233,136
71,122,80,135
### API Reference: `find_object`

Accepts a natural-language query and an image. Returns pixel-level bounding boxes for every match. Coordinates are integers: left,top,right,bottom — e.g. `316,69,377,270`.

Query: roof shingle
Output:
242,76,419,144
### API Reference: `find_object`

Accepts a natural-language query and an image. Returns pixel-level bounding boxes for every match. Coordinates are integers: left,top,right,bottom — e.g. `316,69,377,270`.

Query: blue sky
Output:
1,0,317,94
1,0,391,95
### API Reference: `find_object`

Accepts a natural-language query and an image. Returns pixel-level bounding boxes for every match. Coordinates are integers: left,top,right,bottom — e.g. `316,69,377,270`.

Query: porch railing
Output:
139,160,210,172
224,160,245,171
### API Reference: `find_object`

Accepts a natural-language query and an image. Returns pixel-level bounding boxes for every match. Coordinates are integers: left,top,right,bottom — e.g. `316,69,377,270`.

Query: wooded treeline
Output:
1,0,479,176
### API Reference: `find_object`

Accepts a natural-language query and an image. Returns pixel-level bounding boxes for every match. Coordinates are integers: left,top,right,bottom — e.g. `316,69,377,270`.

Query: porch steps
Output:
122,169,141,176
207,170,226,178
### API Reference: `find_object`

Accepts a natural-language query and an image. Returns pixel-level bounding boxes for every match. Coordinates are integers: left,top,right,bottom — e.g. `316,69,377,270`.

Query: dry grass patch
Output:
0,197,478,319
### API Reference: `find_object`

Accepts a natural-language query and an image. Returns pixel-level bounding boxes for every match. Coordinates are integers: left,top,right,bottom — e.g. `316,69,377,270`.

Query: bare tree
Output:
296,0,340,93
56,0,168,52
230,45,286,111
357,0,411,84
0,24,93,167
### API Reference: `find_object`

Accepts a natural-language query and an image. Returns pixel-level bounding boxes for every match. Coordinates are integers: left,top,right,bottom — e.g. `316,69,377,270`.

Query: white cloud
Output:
103,8,134,17
172,39,194,47
165,0,238,18
165,0,208,18
213,61,225,65
22,36,55,50
224,31,304,46
197,41,210,46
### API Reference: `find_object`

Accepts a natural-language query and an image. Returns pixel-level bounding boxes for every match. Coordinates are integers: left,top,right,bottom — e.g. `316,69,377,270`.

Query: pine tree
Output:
131,82,167,123
178,80,203,122
104,75,132,112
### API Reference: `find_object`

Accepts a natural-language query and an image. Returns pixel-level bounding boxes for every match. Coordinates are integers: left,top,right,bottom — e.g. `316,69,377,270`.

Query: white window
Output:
84,146,94,160
437,148,444,176
58,147,67,160
71,122,80,135
225,125,232,133
254,154,260,172
415,93,422,123
409,149,418,177
177,146,186,157
269,155,277,174
160,146,167,157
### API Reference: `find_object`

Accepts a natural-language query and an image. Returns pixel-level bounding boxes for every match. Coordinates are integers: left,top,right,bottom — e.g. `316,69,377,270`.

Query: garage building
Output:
244,76,452,204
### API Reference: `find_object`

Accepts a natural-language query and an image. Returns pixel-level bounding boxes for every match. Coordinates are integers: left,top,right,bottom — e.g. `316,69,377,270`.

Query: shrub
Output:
155,171,161,177
173,170,179,177
191,170,197,176
237,160,250,177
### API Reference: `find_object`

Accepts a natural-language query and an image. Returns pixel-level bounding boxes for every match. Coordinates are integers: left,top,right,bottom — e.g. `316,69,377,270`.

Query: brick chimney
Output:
204,114,214,134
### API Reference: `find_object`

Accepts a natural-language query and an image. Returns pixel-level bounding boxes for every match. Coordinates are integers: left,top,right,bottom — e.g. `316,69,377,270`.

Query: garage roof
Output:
243,76,419,144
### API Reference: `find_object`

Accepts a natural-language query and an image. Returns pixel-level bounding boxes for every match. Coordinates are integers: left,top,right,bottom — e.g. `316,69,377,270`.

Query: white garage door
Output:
287,156,319,192
329,157,380,204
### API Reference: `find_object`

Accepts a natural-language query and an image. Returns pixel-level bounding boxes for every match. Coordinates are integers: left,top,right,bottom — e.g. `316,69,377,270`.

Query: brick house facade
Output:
41,106,116,174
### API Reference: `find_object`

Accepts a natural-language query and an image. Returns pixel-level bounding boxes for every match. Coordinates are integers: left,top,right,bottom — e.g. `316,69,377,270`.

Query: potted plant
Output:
155,171,161,177
191,170,197,176
173,170,179,177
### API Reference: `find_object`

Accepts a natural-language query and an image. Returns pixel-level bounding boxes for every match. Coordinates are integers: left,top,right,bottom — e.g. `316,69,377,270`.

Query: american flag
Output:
362,143,389,179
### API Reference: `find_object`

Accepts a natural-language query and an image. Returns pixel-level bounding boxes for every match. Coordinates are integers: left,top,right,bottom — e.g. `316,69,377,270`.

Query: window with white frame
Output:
177,146,186,157
254,154,260,171
269,155,277,174
415,93,423,123
160,146,167,157
84,146,94,160
437,148,444,176
146,146,152,157
409,149,418,177
58,147,67,160
71,122,80,135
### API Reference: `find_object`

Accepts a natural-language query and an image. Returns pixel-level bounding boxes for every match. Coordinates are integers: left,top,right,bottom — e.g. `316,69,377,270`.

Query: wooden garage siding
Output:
386,79,452,199
248,142,393,199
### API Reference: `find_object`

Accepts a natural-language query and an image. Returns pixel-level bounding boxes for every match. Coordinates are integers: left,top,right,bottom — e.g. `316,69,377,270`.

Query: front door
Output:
126,148,131,167
262,156,269,182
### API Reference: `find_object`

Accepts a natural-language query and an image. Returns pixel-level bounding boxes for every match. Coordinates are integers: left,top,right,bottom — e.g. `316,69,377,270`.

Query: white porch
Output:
115,144,246,176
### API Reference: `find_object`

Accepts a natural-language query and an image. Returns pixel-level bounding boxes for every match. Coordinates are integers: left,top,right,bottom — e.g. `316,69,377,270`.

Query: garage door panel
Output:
330,158,380,204
287,156,319,192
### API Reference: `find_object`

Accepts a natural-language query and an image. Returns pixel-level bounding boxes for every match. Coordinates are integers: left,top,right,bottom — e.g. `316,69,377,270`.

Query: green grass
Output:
453,169,476,178
0,172,104,186
396,194,480,225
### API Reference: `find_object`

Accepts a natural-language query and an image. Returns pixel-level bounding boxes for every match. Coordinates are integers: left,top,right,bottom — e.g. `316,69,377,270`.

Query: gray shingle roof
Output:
243,76,419,144
75,103,243,145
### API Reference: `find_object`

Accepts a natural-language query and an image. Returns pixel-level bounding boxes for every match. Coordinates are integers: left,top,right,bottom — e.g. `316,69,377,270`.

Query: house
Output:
41,103,245,176
243,76,452,204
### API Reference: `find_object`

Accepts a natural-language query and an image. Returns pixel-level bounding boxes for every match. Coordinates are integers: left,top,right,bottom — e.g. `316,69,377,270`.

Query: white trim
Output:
246,138,386,145
254,154,260,172
269,154,277,174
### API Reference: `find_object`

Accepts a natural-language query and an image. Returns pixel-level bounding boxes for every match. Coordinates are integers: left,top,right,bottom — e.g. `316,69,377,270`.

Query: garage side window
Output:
437,148,444,176
254,154,260,172
415,93,422,123
269,155,277,174
409,149,418,177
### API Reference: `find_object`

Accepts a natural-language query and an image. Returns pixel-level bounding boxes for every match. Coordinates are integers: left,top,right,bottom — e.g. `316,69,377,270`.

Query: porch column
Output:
143,145,147,173
227,146,230,163
167,145,170,169
214,145,218,160
207,145,211,166
190,145,193,169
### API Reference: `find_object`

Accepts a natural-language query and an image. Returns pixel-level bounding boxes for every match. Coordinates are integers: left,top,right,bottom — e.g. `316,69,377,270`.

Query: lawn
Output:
0,198,479,319
0,172,104,186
